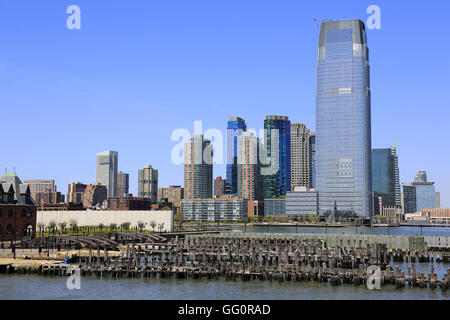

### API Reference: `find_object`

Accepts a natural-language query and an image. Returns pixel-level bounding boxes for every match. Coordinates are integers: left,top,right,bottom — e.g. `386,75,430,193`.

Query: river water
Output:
0,226,449,300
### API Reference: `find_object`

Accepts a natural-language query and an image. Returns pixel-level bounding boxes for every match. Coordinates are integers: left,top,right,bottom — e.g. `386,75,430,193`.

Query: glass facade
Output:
414,183,436,211
285,188,319,216
263,198,285,216
310,133,316,188
315,20,372,217
371,148,395,206
226,117,247,195
263,116,291,198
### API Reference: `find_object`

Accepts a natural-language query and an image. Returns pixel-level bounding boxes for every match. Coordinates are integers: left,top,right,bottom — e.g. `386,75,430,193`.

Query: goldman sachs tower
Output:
315,19,372,218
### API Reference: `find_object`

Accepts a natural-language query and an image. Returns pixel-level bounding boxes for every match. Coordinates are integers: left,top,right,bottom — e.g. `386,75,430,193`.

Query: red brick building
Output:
0,172,37,240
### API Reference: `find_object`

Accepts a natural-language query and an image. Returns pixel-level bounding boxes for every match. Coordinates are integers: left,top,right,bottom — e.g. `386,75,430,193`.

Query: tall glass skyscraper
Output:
372,148,396,206
263,115,291,198
309,133,316,188
96,150,118,199
315,19,372,217
226,117,247,195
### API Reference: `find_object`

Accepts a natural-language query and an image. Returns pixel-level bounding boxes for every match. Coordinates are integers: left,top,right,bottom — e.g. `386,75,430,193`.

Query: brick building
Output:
1,172,37,240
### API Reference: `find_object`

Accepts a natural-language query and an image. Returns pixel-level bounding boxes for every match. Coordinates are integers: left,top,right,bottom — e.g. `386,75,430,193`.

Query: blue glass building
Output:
263,115,291,198
371,148,396,206
226,117,247,195
315,20,372,217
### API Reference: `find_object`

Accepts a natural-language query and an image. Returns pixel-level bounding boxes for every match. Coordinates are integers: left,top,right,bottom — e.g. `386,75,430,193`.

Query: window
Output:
0,208,2,217
22,209,26,217
8,209,13,218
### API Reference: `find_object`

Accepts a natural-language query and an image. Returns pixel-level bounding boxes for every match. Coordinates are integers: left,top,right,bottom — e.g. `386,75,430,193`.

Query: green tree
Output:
137,221,145,232
58,222,67,234
48,220,57,235
121,222,131,231
150,221,157,232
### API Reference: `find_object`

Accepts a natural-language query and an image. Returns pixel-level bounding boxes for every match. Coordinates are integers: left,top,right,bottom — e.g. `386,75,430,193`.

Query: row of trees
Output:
36,220,160,236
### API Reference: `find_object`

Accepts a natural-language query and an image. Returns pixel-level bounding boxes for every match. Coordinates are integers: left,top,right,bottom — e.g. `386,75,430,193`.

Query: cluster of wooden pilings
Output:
2,235,449,291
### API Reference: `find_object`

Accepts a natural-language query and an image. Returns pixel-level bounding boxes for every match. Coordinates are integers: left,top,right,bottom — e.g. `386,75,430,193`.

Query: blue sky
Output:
1,0,449,206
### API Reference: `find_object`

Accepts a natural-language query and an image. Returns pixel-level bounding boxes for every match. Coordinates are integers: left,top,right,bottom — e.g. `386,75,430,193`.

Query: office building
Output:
435,192,441,208
117,171,129,198
291,123,312,189
285,187,319,216
138,165,158,202
371,148,396,206
414,171,427,183
24,179,64,205
263,198,285,217
315,19,372,217
402,183,417,214
181,196,248,222
96,151,118,198
226,117,247,195
184,134,213,199
263,115,291,198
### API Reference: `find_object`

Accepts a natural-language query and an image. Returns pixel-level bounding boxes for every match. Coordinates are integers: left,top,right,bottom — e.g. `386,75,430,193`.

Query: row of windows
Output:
0,208,33,218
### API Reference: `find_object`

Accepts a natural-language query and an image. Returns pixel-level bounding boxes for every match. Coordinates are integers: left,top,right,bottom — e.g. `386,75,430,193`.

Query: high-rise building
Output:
263,115,291,198
315,19,372,218
403,171,437,212
214,176,226,198
158,186,184,211
96,151,118,198
414,171,427,183
67,182,87,204
226,117,247,195
402,183,416,214
184,134,213,199
23,179,64,205
82,183,107,208
138,165,158,202
290,123,311,190
237,132,263,201
310,133,316,188
391,146,401,206
371,148,396,207
435,192,441,208
117,171,129,198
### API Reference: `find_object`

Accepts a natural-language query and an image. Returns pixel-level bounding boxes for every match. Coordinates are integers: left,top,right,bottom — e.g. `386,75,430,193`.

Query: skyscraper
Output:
96,151,118,198
184,134,213,199
315,19,372,217
310,133,316,188
414,171,427,183
138,165,158,202
237,132,263,200
391,145,401,206
412,171,435,211
226,117,247,195
263,115,291,198
290,123,311,190
67,182,87,204
117,171,129,198
402,183,417,214
371,148,396,207
214,177,226,198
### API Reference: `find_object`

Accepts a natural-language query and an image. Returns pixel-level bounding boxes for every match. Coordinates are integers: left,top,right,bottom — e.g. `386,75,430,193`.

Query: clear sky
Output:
1,0,449,207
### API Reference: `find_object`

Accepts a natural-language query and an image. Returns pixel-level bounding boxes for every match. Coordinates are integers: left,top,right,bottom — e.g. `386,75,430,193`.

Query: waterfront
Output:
231,225,450,237
0,261,448,300
1,226,449,300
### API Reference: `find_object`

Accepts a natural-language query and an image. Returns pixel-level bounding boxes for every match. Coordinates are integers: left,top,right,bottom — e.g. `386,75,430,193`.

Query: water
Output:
1,226,449,300
232,225,450,237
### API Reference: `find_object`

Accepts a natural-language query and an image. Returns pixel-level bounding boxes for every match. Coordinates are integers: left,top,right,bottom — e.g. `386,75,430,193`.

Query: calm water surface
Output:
1,226,449,300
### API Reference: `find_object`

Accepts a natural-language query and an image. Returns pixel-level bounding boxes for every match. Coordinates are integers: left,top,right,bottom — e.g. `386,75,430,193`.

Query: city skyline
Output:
1,1,449,207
